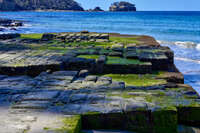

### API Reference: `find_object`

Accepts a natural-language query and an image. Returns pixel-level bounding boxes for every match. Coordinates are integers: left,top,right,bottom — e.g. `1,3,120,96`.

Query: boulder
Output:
0,33,20,40
0,18,23,27
41,33,56,41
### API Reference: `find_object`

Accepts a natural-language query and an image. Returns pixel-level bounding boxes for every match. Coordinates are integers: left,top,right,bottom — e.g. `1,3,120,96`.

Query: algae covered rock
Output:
0,32,199,133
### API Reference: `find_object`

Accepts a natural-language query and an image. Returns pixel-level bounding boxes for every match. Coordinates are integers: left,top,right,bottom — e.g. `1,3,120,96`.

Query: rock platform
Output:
0,32,199,133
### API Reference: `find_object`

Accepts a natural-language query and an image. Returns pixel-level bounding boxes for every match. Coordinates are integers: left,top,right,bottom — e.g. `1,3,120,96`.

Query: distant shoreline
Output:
0,10,199,12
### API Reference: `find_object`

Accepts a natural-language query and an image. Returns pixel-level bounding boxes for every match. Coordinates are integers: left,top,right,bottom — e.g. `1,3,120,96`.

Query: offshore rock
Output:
109,1,136,12
87,7,104,12
0,18,23,28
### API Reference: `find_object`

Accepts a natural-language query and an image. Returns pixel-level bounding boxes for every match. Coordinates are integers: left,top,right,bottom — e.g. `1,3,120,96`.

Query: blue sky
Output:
76,0,200,11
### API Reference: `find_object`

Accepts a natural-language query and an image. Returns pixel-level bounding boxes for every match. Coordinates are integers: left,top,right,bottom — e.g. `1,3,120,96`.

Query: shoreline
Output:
0,10,200,12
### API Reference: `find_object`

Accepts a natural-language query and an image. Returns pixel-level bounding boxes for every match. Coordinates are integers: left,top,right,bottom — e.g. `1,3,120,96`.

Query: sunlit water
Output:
0,11,199,93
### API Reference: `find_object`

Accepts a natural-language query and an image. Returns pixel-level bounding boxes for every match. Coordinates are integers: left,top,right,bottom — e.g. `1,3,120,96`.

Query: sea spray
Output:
158,40,200,49
175,57,200,64
196,44,200,51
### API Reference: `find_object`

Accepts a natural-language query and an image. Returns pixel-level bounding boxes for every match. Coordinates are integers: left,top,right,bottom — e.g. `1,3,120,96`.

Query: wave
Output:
175,57,200,64
0,23,32,34
158,40,200,50
184,70,200,74
196,43,200,50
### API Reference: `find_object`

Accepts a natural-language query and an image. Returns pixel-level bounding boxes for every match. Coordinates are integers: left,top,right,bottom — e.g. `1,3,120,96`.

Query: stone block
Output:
12,101,50,109
0,33,20,40
41,33,56,41
22,91,60,101
152,107,178,133
178,106,200,126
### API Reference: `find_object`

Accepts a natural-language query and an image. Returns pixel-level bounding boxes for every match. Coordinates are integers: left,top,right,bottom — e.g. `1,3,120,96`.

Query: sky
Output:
76,0,200,11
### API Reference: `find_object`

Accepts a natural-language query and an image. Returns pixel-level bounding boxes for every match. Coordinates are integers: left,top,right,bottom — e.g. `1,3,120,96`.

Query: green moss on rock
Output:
21,33,43,39
106,56,147,65
152,107,178,133
110,36,139,45
43,115,81,133
77,55,100,60
104,74,167,87
178,106,200,126
66,41,113,47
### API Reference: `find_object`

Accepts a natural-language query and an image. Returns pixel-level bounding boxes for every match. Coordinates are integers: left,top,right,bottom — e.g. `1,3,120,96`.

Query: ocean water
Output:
0,11,200,93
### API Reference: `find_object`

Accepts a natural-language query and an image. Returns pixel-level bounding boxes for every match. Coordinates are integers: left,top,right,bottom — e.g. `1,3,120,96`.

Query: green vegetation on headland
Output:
0,0,84,11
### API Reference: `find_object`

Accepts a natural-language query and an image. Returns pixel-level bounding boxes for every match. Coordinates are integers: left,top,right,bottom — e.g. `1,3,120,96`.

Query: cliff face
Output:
109,1,136,11
0,0,84,11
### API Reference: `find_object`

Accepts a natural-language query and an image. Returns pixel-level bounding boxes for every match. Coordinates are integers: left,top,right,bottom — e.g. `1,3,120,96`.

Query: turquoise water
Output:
0,11,200,93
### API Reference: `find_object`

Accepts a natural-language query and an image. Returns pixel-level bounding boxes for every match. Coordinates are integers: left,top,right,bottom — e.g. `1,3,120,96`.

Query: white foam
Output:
174,41,196,48
158,40,200,49
175,57,200,64
196,44,200,51
23,23,32,27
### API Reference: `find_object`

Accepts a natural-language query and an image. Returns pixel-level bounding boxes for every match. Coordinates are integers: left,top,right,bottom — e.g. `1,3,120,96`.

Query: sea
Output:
0,11,199,94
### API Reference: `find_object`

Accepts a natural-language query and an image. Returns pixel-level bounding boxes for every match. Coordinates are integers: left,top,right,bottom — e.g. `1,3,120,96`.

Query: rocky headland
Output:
109,1,136,12
0,32,199,133
0,0,84,11
0,0,138,12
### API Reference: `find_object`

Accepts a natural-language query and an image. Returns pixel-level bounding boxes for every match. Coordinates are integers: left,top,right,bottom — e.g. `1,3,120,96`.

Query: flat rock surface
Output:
0,70,198,132
0,33,198,133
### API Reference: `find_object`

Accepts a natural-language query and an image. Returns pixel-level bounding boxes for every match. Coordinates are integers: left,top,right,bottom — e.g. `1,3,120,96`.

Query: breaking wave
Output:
175,57,200,64
157,40,200,50
196,43,200,51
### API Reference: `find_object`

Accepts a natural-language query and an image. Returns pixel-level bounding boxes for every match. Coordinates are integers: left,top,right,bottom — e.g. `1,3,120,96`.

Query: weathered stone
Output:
22,91,60,101
0,33,20,40
61,104,81,114
108,81,125,90
123,102,148,111
108,51,123,57
20,116,37,122
78,69,89,78
126,50,139,59
12,101,50,109
70,94,88,103
85,76,97,82
126,43,137,50
41,33,56,41
55,90,72,103
52,71,78,76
